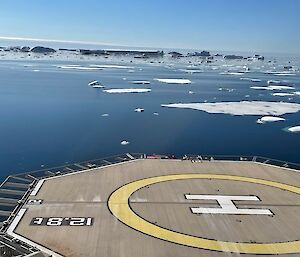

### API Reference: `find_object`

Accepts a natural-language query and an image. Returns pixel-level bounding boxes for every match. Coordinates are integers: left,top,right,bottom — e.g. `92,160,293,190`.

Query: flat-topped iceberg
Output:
256,116,285,124
103,88,151,94
154,78,191,84
161,101,300,116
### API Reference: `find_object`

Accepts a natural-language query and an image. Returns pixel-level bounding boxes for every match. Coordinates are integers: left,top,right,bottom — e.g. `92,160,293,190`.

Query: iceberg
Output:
161,101,300,116
154,78,191,84
103,88,151,94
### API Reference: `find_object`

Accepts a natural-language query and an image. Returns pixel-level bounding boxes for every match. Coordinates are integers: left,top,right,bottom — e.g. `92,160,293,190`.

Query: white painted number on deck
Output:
30,217,94,226
185,195,272,215
27,199,43,205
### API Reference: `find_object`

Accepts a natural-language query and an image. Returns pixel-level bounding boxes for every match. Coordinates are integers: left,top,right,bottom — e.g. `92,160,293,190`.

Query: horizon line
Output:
0,36,299,56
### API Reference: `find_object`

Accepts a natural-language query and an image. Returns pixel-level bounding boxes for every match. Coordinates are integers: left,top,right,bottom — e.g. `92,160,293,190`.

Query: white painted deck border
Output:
7,208,63,257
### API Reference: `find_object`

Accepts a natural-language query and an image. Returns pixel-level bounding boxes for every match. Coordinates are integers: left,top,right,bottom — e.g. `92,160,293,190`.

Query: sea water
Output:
0,56,299,180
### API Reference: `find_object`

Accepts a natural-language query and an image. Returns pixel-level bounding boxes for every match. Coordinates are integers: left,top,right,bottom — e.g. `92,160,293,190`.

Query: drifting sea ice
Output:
89,64,134,69
103,88,151,94
131,80,151,84
272,93,295,97
256,116,285,124
251,85,295,90
154,78,191,84
161,101,300,116
58,65,103,71
287,126,300,133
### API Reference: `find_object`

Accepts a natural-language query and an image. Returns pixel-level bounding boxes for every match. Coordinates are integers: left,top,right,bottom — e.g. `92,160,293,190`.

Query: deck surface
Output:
12,159,300,257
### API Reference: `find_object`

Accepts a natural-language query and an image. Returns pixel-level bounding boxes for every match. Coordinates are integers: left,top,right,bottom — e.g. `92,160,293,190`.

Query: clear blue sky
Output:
0,0,299,53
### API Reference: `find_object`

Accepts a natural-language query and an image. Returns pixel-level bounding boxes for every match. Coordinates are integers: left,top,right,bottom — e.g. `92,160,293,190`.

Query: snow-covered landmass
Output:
154,78,191,84
256,116,285,124
103,88,151,93
161,101,300,116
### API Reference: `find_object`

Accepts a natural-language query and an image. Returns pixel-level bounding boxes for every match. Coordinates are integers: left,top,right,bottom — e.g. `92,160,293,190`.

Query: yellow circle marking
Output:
108,174,300,254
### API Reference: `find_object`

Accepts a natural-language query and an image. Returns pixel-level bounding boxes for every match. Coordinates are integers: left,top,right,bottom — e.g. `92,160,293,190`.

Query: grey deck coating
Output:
13,159,300,257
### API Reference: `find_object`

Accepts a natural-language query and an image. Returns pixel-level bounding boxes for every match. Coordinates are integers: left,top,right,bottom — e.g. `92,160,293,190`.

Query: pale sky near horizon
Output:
0,0,299,54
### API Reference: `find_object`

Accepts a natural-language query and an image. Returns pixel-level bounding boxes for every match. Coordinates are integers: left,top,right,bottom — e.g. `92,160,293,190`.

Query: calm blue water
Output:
0,57,299,180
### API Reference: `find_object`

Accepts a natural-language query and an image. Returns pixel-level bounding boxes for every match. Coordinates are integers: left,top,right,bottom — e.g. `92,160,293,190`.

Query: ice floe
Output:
88,80,105,88
251,79,262,82
274,73,296,76
267,80,281,85
256,116,285,124
131,80,151,84
179,69,202,73
58,65,103,71
251,85,295,91
272,93,295,97
120,140,130,145
154,78,191,84
134,108,144,112
264,71,296,76
161,101,300,116
220,72,244,76
103,88,151,94
287,126,300,133
89,64,134,69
